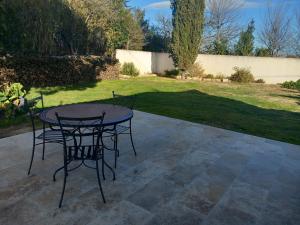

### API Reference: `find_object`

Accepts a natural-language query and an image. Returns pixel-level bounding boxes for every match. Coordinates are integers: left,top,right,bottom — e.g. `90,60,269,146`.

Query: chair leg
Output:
53,165,65,182
101,150,106,180
114,134,118,169
28,140,36,175
58,171,67,208
129,120,137,156
42,124,46,160
96,159,106,203
100,136,106,180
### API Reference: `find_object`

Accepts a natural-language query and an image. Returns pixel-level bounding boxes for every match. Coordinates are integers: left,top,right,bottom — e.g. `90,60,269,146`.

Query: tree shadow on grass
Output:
2,89,300,145
274,94,300,105
35,82,98,96
95,90,300,145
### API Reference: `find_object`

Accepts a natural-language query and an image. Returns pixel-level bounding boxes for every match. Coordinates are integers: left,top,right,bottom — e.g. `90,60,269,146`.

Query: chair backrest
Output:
55,112,106,161
25,93,44,131
112,91,136,110
25,93,44,111
56,112,105,143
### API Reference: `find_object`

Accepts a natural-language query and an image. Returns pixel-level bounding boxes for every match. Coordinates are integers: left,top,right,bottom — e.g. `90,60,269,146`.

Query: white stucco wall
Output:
115,50,153,75
116,49,300,84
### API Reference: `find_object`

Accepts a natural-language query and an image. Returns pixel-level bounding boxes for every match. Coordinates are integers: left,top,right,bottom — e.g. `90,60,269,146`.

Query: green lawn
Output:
2,77,300,144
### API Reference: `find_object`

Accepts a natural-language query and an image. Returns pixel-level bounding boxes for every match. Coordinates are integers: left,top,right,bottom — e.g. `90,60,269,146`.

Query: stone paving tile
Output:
175,172,235,216
180,149,220,167
257,199,300,225
127,174,184,213
144,200,203,225
87,201,153,225
0,145,29,170
203,205,258,225
216,181,269,217
238,152,283,189
0,198,45,225
0,174,48,208
0,162,28,189
265,180,300,214
164,164,204,188
0,111,300,225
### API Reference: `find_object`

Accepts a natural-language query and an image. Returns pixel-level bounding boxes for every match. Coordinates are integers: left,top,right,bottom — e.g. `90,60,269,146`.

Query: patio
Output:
0,110,299,225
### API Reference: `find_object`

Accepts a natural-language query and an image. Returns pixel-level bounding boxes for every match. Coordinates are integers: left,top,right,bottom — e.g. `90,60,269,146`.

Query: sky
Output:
128,0,300,44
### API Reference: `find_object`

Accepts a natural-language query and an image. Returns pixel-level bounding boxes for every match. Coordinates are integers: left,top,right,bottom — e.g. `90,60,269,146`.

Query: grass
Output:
1,77,300,144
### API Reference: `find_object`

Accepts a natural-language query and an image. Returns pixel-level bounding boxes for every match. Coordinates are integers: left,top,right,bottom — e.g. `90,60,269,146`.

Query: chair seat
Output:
36,130,64,142
104,125,130,135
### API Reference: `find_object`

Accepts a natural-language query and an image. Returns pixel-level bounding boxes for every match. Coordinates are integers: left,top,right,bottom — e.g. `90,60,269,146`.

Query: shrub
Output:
0,83,26,103
186,63,205,78
121,63,139,76
96,63,120,80
164,69,180,77
215,73,225,82
0,55,118,88
229,67,254,83
0,82,26,119
204,74,214,79
282,80,300,90
255,79,265,84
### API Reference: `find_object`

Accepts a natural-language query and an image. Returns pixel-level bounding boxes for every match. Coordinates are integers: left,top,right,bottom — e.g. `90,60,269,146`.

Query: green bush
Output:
255,79,265,84
96,63,120,81
186,63,205,78
121,63,139,76
0,83,26,119
204,74,214,79
164,69,180,77
215,73,226,82
0,55,118,88
282,80,300,90
229,67,255,83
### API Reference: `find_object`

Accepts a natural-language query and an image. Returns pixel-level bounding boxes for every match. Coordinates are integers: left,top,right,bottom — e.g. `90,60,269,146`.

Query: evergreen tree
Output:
235,20,255,56
255,47,271,57
124,10,145,50
170,0,205,72
208,38,230,55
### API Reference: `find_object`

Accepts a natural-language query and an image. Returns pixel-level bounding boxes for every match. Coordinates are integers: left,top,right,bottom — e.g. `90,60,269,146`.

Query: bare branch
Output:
155,14,172,39
204,0,243,43
295,11,300,56
259,3,292,56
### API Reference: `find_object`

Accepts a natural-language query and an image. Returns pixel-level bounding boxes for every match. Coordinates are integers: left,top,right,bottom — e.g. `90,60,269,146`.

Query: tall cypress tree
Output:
235,20,255,56
170,0,205,72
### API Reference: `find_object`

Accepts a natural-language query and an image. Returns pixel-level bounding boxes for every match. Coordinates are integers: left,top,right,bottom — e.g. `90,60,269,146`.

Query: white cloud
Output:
238,0,263,9
145,0,264,10
145,1,170,9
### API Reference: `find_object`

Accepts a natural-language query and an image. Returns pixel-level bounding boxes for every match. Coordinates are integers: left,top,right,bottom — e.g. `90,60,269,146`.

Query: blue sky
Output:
128,0,300,37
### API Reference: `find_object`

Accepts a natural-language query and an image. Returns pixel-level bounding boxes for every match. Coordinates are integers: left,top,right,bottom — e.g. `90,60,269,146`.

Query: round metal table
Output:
39,103,133,127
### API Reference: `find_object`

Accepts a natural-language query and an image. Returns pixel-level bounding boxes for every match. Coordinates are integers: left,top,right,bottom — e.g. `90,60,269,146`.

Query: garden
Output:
1,0,300,145
1,75,300,145
1,1,300,224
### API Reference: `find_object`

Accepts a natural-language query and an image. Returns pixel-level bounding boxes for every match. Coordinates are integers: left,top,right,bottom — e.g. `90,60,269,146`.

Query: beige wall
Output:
116,49,300,84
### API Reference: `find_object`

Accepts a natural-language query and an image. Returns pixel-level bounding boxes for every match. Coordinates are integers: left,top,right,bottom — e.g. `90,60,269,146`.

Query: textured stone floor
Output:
0,111,300,225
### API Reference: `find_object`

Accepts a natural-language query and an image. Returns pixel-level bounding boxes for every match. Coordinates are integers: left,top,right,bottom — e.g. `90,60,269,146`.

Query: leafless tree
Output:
203,0,244,48
260,3,292,56
156,14,172,40
154,14,172,50
295,11,300,56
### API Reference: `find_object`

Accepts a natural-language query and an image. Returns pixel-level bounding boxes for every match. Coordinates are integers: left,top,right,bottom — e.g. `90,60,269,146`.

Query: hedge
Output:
0,55,119,88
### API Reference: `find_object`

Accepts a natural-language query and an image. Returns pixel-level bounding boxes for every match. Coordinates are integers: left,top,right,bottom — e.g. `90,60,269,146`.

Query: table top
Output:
40,103,133,127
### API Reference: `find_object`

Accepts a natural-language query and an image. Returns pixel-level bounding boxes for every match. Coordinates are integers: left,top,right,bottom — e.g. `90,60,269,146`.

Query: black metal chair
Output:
26,94,65,175
54,112,115,208
104,91,137,168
